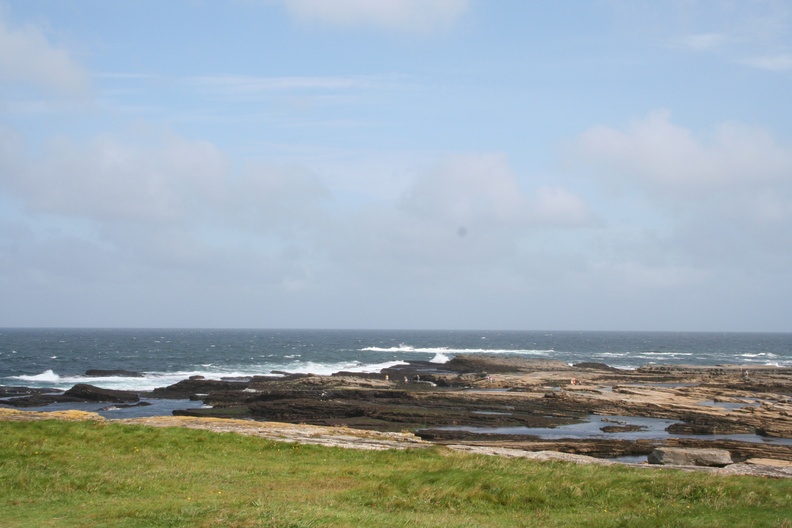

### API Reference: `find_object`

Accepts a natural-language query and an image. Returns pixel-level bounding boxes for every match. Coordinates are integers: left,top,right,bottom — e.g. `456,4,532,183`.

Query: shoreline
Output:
3,355,792,474
2,406,792,479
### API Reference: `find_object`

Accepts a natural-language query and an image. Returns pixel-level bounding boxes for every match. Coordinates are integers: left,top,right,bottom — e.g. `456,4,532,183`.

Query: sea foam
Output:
361,345,553,355
12,369,61,383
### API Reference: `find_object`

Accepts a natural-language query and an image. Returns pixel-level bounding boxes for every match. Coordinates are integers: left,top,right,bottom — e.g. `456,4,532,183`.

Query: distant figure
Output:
404,376,409,383
385,374,389,381
570,378,578,386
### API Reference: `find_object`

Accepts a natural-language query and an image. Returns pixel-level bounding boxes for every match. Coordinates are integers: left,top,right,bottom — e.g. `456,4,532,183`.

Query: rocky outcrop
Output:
5,355,792,467
444,356,573,374
85,369,144,377
2,393,83,407
63,384,140,403
648,447,733,467
141,357,792,460
4,407,791,477
152,379,249,399
1,383,139,406
0,386,58,398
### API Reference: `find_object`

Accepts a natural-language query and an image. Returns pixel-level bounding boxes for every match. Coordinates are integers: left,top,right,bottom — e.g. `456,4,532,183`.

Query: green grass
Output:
1,420,791,527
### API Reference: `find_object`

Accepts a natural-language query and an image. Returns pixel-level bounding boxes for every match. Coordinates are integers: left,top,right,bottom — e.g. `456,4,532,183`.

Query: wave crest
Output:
12,369,61,383
361,345,553,355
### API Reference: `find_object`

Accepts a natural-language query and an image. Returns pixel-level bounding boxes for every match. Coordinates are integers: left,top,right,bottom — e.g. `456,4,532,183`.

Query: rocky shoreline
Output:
3,355,792,475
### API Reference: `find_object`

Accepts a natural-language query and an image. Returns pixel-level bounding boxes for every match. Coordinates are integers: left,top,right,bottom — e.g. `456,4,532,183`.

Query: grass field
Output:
1,419,791,527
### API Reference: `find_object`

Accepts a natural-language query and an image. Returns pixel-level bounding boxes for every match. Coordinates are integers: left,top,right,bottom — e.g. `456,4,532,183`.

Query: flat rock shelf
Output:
3,355,792,477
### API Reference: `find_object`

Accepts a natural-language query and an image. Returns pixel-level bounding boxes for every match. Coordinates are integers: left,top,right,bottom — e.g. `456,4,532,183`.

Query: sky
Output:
1,0,791,331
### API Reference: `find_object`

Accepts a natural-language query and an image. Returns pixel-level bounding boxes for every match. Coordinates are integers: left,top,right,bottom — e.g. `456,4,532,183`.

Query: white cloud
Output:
740,54,792,71
322,152,596,289
401,153,524,229
0,124,336,311
574,109,792,193
0,126,330,235
611,1,792,72
401,153,594,231
281,0,470,34
571,110,792,273
529,186,594,227
18,133,229,222
0,13,90,95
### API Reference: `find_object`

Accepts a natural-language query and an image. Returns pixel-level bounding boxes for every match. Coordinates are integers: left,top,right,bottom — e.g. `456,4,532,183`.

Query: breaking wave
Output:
361,344,553,355
13,369,61,383
5,360,408,391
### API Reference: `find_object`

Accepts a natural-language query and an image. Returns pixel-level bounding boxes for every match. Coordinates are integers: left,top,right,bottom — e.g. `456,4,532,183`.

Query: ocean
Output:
2,328,791,392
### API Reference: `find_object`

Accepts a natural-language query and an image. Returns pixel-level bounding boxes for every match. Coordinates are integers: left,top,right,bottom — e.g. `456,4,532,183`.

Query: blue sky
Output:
1,0,791,331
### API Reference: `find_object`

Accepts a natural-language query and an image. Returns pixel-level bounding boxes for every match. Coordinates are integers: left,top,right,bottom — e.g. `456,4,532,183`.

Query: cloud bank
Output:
0,12,89,95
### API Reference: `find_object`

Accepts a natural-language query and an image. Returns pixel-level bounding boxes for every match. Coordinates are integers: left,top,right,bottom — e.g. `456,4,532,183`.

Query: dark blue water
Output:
1,328,791,391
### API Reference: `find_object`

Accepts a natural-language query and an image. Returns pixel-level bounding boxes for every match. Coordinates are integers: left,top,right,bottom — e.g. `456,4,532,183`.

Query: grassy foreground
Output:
1,420,791,527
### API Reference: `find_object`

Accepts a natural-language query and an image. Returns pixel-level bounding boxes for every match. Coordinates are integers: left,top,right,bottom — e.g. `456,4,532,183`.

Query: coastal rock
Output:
63,384,140,403
647,447,733,467
3,384,141,406
573,362,625,372
745,458,792,468
2,393,83,407
444,356,573,374
3,407,791,477
85,369,144,377
0,386,59,398
152,379,250,399
17,355,783,464
665,419,755,436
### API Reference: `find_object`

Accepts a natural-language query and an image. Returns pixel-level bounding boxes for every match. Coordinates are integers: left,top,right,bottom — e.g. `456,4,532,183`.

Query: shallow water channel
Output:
1,398,206,419
440,413,792,446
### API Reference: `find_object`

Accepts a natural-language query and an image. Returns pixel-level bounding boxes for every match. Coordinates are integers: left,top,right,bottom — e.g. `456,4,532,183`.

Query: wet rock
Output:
600,424,646,433
64,384,140,403
142,357,792,463
444,356,572,374
665,420,755,435
0,386,60,398
5,384,143,407
648,447,733,467
2,394,83,407
573,362,624,372
85,369,144,377
152,379,249,399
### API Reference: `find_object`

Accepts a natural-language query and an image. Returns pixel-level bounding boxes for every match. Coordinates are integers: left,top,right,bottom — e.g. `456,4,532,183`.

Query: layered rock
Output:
4,355,792,466
1,384,139,406
85,369,144,377
648,447,733,467
157,357,792,462
63,384,139,403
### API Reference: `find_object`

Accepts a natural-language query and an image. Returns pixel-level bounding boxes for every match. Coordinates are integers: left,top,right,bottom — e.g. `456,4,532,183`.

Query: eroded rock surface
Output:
63,384,140,403
648,447,733,467
4,355,792,467
153,356,792,463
